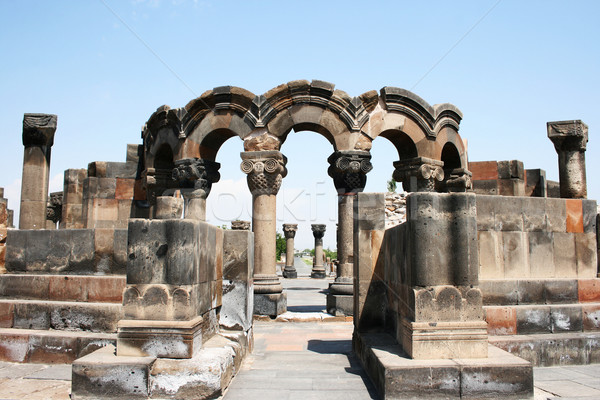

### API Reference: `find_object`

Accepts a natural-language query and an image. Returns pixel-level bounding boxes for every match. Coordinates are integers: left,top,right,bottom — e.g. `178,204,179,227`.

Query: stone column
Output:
282,223,298,278
326,150,372,315
171,158,220,220
547,120,588,199
241,150,287,316
392,157,444,192
19,113,57,229
311,224,326,278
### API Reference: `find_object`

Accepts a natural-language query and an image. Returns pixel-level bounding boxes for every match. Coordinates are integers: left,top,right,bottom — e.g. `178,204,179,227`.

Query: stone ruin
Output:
0,80,597,399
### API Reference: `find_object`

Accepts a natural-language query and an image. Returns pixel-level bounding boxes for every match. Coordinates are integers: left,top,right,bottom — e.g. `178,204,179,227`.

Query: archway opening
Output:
441,142,462,170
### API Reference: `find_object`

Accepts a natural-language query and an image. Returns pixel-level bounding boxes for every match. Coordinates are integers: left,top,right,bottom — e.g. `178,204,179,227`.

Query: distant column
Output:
282,223,298,278
311,224,326,279
19,113,57,229
171,158,220,220
241,150,288,316
547,120,588,199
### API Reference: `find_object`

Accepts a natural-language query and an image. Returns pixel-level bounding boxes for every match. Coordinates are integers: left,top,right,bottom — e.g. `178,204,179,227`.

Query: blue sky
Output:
1,1,599,250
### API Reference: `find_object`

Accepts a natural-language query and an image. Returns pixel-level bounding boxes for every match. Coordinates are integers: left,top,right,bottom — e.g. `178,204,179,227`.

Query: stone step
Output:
0,273,125,303
0,299,122,332
489,332,600,366
480,278,600,306
484,302,600,335
0,327,116,363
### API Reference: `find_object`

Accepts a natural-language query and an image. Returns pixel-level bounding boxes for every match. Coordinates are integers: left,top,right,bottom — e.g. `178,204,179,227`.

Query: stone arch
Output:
441,141,462,170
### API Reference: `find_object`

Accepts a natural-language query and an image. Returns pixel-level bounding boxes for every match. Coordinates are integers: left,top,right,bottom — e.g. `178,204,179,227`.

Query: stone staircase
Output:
481,278,600,366
0,273,124,363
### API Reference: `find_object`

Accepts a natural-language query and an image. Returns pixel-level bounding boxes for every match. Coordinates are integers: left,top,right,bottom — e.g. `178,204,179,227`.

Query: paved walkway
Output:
0,274,598,399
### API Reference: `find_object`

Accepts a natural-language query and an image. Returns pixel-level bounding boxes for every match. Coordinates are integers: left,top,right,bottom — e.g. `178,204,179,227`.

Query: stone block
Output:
544,279,578,303
545,198,567,232
4,230,27,272
484,306,517,335
502,231,529,278
221,230,253,331
49,302,122,332
553,233,577,277
578,278,600,302
0,302,14,328
469,161,498,180
566,199,584,233
0,331,30,362
525,168,547,197
47,229,72,269
528,231,555,278
517,280,544,304
87,276,126,303
460,362,532,399
478,231,504,279
355,193,385,231
581,199,597,233
49,275,87,302
475,195,496,231
472,179,498,195
498,178,525,197
326,293,353,317
13,302,50,330
115,178,134,200
127,219,167,284
72,345,155,400
0,274,50,299
516,306,551,334
28,334,79,364
480,280,517,305
540,333,586,366
494,197,524,231
521,197,546,231
254,292,286,317
68,229,95,273
575,233,597,277
498,160,524,180
582,304,600,331
550,305,582,333
165,220,198,285
25,229,52,271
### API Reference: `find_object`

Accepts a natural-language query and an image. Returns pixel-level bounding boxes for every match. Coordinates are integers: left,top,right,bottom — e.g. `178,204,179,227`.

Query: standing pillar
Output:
19,113,57,229
241,150,287,316
172,158,220,220
282,223,298,278
327,150,372,315
311,224,326,278
547,120,588,199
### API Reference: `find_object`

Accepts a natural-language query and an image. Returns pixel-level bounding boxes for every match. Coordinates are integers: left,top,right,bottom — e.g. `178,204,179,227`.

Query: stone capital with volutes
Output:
172,158,221,198
311,224,326,239
327,150,373,195
393,157,445,192
547,120,588,152
240,150,287,196
283,223,298,239
444,168,473,193
231,220,251,230
22,113,57,148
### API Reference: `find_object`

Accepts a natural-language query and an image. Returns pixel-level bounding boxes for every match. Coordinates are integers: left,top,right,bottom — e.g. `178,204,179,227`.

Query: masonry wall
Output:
476,196,597,279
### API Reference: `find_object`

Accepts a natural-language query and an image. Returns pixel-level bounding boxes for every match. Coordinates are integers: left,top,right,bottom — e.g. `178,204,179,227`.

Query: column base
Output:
282,267,297,279
310,266,326,279
326,293,353,316
400,318,488,360
117,313,216,359
254,292,287,317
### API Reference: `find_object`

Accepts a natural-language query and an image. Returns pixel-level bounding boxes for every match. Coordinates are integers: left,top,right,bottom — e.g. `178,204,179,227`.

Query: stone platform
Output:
354,332,533,399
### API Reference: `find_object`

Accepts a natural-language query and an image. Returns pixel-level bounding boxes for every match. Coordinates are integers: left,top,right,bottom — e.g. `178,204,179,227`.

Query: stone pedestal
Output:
172,158,220,220
282,223,298,279
326,150,372,315
19,113,57,229
547,120,588,199
393,156,444,192
311,224,326,279
241,151,287,316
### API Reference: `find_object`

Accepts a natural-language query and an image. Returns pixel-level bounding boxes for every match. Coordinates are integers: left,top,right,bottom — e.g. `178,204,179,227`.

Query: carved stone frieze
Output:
393,157,444,192
240,151,287,196
327,150,373,195
172,158,221,198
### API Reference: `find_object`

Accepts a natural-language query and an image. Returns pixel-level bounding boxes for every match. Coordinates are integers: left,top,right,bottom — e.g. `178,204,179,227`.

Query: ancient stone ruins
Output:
0,80,598,399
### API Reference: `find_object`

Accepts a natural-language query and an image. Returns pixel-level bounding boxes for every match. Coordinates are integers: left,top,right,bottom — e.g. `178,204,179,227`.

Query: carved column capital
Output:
231,220,251,230
393,157,444,192
311,224,326,239
445,168,473,193
172,158,221,198
240,151,287,196
547,120,588,152
22,113,57,147
327,150,373,195
283,223,298,239
46,192,63,223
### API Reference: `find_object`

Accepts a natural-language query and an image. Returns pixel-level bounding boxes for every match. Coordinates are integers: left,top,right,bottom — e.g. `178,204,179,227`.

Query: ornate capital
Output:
240,151,287,196
547,120,588,152
22,113,57,147
283,223,298,239
393,157,444,192
311,224,326,239
327,150,373,195
444,168,473,193
231,220,251,230
46,192,63,223
172,158,221,198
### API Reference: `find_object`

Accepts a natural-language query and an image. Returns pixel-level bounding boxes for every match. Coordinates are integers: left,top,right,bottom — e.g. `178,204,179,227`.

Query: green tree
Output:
387,178,397,193
275,232,286,261
324,248,337,260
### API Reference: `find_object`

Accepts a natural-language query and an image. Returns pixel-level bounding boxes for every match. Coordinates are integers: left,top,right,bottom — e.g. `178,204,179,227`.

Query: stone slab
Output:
326,293,353,317
254,292,287,317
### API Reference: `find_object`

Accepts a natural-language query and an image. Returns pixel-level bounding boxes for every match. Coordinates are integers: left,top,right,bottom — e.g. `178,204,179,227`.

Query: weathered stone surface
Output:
548,119,588,199
254,293,286,316
221,230,253,331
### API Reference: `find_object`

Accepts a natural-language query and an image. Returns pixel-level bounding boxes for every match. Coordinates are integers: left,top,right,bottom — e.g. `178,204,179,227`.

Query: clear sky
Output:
1,1,599,251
